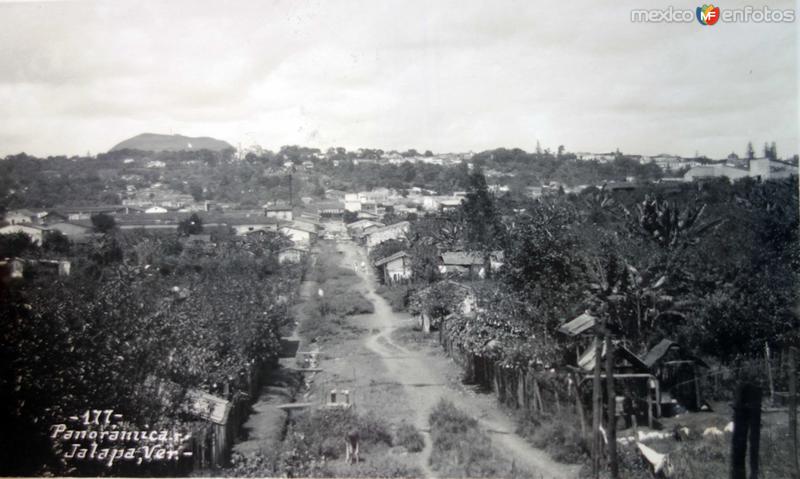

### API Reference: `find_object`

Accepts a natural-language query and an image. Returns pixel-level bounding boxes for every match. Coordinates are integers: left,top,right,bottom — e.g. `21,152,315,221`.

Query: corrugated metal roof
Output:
374,250,408,267
558,312,597,336
441,251,483,266
440,251,504,266
642,339,709,368
577,339,649,373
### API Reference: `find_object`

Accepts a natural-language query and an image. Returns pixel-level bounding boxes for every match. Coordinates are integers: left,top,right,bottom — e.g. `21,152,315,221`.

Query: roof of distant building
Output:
374,250,409,267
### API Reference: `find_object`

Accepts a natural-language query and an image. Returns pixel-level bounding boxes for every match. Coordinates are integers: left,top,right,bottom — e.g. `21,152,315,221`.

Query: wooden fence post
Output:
592,335,603,479
790,347,799,479
573,372,587,437
605,332,618,479
766,342,775,405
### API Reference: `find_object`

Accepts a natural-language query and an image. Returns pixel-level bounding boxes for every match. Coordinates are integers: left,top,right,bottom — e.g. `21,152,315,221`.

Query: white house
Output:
344,194,362,213
683,158,797,182
4,209,36,225
346,219,384,234
0,224,48,245
422,197,441,211
365,221,410,250
280,222,318,245
374,251,411,284
264,205,294,221
145,206,169,214
226,217,279,236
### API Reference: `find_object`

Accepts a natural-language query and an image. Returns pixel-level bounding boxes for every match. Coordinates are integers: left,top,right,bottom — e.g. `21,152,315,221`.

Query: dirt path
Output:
336,240,580,479
232,270,318,458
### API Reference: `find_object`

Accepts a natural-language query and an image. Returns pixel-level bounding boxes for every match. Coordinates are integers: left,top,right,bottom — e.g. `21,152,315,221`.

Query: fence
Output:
438,325,572,417
186,356,278,471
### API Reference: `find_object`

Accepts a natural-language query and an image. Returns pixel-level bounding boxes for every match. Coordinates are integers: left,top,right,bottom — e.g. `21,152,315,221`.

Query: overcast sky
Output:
0,0,797,158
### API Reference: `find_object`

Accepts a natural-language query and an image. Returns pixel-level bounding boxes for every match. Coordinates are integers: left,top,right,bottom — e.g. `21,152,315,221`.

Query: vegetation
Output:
300,242,373,342
428,399,527,478
226,408,421,478
0,228,303,475
403,173,798,367
394,422,425,453
516,410,588,464
374,284,412,312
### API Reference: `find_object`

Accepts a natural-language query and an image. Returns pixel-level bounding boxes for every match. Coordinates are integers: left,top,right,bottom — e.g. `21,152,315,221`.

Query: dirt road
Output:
333,240,580,479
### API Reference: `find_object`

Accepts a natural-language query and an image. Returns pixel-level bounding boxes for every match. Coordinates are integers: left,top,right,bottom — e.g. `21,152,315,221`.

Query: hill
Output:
110,133,233,152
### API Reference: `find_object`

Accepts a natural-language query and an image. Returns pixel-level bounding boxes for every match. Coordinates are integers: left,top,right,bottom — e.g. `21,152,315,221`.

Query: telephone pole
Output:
606,326,618,478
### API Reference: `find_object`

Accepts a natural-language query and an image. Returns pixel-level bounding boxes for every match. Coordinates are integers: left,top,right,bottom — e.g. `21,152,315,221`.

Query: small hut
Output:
577,339,661,427
643,339,709,414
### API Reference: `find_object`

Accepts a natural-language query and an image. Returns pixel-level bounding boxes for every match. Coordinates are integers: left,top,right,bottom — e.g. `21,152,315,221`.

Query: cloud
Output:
0,0,796,157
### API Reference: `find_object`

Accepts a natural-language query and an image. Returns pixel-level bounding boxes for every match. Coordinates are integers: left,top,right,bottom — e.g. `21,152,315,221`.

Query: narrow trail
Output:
338,241,580,479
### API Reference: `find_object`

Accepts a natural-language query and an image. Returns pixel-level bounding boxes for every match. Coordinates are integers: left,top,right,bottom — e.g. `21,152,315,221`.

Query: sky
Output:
0,0,797,158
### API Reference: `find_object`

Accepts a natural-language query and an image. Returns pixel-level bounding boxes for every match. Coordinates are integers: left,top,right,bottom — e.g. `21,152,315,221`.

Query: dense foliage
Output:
403,172,798,366
0,229,304,475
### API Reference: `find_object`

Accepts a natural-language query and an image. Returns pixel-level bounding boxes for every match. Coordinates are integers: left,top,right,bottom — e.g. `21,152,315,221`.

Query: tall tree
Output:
462,168,504,254
90,213,116,234
178,213,203,236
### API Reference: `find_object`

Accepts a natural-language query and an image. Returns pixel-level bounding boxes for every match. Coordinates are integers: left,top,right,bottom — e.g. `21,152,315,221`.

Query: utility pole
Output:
790,347,798,478
606,327,618,479
766,342,775,405
592,325,603,479
288,173,293,207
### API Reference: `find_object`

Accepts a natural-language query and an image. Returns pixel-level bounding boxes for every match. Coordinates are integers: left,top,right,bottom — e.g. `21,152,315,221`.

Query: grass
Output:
226,407,426,478
298,243,374,341
374,284,412,312
608,425,799,479
515,409,589,464
428,399,531,478
390,325,440,352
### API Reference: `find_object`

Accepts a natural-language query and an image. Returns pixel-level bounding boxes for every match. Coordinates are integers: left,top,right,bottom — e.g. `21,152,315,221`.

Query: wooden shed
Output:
643,339,709,413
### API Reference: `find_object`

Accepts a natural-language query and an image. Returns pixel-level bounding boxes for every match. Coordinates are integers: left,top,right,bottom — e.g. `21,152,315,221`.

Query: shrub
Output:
516,410,588,464
328,291,375,316
428,399,510,478
395,422,425,453
375,284,411,312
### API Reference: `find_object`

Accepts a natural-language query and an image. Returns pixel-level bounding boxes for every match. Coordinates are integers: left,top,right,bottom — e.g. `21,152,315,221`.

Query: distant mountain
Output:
110,133,233,152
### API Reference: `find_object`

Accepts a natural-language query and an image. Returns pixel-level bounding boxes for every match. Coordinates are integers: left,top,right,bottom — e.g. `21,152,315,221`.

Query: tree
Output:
0,232,37,257
42,231,70,254
343,211,358,224
424,150,434,157
769,142,777,160
189,183,204,202
501,199,584,330
178,213,203,236
90,213,116,234
462,168,504,252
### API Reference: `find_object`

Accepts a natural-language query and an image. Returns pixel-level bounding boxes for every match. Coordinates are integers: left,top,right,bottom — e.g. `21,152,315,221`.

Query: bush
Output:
395,422,425,453
375,285,411,312
319,457,423,478
269,408,398,477
428,399,514,478
291,408,393,459
516,410,588,464
329,291,374,316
